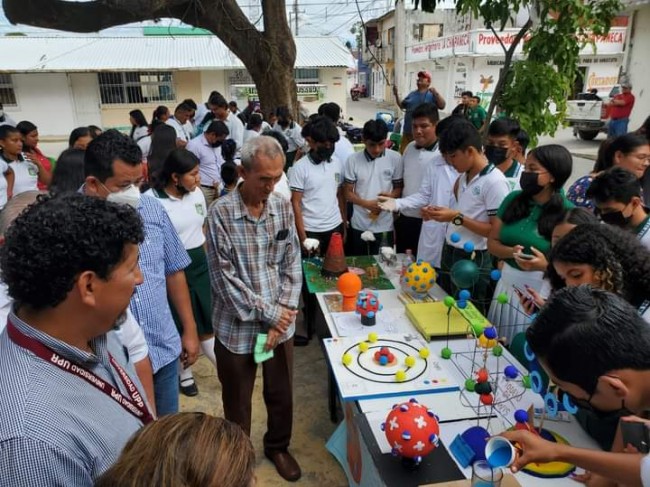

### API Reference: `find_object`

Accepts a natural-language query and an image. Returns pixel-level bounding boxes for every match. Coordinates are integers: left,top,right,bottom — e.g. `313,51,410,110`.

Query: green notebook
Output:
405,301,490,341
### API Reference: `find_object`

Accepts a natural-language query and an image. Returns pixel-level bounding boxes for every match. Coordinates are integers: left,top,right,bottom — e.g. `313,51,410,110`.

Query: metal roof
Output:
0,35,355,72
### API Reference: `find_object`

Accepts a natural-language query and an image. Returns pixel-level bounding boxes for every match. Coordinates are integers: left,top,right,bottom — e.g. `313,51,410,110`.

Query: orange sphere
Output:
337,272,363,296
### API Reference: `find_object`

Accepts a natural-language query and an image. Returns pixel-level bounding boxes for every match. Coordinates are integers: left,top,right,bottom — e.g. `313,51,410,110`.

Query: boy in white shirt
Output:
165,102,193,148
432,121,510,310
485,118,524,191
345,119,403,255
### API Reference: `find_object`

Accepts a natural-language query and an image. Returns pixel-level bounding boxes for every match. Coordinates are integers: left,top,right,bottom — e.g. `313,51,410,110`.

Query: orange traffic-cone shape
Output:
321,232,348,277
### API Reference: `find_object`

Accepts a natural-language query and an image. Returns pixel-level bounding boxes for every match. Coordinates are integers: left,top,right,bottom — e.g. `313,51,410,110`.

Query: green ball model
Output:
450,259,480,289
522,375,532,389
443,296,456,308
465,378,476,392
496,293,509,304
492,345,504,357
441,347,452,359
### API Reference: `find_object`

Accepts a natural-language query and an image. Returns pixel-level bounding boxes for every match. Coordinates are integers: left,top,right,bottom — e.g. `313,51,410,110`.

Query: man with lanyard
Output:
0,193,154,485
485,118,524,191
344,119,403,255
587,166,650,250
166,102,193,148
607,81,636,137
393,71,446,154
186,120,230,207
432,121,510,312
379,111,460,270
83,130,199,415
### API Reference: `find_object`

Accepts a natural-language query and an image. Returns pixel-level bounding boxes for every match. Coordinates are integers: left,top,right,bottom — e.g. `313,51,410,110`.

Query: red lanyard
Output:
7,320,154,425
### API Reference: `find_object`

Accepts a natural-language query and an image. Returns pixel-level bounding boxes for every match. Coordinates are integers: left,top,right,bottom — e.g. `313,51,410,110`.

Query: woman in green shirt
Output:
487,144,573,342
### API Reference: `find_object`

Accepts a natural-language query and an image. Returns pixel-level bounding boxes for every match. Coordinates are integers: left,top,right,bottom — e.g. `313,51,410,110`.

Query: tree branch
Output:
488,23,508,56
3,0,189,32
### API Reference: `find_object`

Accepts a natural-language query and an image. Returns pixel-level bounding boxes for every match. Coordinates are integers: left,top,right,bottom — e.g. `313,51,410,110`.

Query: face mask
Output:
599,209,632,227
484,145,509,165
519,171,545,196
314,146,335,163
106,184,141,209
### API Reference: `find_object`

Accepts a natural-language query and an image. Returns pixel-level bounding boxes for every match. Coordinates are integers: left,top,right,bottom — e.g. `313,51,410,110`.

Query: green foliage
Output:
418,0,623,141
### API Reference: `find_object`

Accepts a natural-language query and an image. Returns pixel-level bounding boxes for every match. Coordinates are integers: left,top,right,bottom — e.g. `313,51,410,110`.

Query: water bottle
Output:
401,249,415,289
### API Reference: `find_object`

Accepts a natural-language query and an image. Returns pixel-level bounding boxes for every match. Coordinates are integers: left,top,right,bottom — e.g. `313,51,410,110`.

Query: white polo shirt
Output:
166,117,191,143
345,150,403,233
273,123,305,153
0,160,9,210
636,215,650,251
400,140,438,218
243,129,260,145
396,148,459,267
225,112,244,152
445,164,510,251
335,128,355,171
289,154,343,232
145,187,207,250
9,158,38,196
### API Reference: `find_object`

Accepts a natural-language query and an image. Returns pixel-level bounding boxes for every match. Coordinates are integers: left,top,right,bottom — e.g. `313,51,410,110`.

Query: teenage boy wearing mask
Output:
485,118,524,191
587,166,650,249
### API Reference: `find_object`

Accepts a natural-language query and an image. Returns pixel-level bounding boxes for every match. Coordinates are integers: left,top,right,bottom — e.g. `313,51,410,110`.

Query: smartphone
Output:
513,285,533,300
514,252,535,261
621,420,650,453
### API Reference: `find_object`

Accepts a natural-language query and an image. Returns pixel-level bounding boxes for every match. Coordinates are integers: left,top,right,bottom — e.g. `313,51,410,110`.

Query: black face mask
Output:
599,209,632,227
312,146,335,163
519,171,545,196
484,145,509,165
211,140,223,148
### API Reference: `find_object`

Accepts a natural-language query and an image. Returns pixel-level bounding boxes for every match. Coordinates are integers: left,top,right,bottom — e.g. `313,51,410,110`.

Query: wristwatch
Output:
452,213,464,226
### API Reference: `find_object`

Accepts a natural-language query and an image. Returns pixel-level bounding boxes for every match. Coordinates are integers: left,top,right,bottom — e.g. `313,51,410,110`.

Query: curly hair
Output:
548,223,650,307
0,193,144,310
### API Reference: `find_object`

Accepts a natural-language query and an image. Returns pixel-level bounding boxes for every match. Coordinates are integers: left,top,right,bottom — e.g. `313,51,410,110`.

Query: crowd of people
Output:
1,81,650,487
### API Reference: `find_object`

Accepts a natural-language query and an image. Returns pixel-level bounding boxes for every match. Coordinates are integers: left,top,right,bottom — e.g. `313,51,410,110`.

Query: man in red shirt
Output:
607,82,635,137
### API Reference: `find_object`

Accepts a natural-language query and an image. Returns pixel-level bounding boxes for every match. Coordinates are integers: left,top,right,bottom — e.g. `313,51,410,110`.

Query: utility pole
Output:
294,0,299,36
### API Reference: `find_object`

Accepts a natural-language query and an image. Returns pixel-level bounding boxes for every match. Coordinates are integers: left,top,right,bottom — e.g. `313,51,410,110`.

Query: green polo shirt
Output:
468,105,487,129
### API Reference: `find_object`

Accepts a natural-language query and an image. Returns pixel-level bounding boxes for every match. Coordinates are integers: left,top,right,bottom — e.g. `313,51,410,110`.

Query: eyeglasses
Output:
631,154,650,163
563,390,595,411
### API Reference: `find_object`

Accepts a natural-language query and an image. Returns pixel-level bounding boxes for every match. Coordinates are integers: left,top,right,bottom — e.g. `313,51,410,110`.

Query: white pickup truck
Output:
566,86,620,140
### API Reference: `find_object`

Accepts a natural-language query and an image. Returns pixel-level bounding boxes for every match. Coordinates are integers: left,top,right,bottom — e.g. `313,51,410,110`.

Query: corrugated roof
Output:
0,35,355,72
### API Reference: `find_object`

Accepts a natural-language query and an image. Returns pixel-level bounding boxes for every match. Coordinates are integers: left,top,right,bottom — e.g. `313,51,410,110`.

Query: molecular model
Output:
382,398,440,467
355,290,382,327
403,259,437,295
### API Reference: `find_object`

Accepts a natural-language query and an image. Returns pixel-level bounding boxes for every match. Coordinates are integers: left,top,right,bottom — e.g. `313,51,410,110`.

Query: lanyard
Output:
7,320,154,425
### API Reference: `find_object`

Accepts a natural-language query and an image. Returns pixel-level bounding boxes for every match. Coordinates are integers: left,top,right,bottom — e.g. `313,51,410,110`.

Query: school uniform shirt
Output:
345,150,403,233
400,140,438,218
289,153,343,232
395,148,459,267
137,136,152,161
8,157,39,196
274,172,291,201
166,117,191,143
225,112,244,152
502,160,523,192
445,164,510,251
243,129,260,145
335,128,355,171
145,187,207,250
635,214,650,251
0,159,9,210
132,126,149,142
273,123,305,153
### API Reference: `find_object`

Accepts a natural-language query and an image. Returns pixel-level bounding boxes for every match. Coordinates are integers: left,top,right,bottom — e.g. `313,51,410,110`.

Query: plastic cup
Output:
471,460,504,486
485,436,516,468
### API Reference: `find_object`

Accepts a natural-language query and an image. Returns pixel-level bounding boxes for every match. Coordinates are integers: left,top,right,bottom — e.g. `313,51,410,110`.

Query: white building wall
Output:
626,5,650,130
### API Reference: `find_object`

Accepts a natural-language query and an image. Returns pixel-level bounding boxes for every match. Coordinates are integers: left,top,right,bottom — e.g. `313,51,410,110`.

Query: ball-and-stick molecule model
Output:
403,259,437,295
355,291,382,327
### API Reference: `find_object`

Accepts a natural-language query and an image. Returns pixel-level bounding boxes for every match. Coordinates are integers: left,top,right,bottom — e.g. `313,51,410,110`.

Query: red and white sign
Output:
408,33,471,62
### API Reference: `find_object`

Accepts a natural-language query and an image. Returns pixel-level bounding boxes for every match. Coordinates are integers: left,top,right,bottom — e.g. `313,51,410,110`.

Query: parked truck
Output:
565,85,620,141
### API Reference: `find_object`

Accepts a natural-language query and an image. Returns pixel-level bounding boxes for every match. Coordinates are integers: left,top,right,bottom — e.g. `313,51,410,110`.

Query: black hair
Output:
69,126,91,148
261,129,289,153
412,103,440,124
0,193,144,310
435,115,466,137
516,129,530,153
556,206,599,228
362,119,388,142
147,125,177,185
16,121,37,137
221,139,237,164
0,124,19,141
205,121,229,137
301,116,340,144
174,102,193,115
595,134,649,172
84,129,142,182
501,144,573,240
128,110,148,139
151,106,169,124
638,115,650,143
438,120,482,155
88,126,103,139
50,149,86,194
318,102,342,124
275,106,294,129
182,99,197,111
208,93,228,109
220,161,239,187
548,223,650,307
228,101,238,108
153,149,199,191
527,286,650,394
487,118,519,138
246,113,263,131
586,167,642,205
461,91,473,97
472,96,481,102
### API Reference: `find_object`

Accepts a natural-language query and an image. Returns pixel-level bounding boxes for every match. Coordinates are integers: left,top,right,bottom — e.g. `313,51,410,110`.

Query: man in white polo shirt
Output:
186,121,229,207
208,93,244,155
166,102,193,148
432,120,509,311
345,119,403,255
378,110,460,269
289,116,345,255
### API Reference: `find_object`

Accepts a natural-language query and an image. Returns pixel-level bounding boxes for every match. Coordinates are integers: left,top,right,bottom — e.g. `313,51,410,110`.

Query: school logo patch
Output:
383,169,392,178
335,172,341,184
472,186,481,196
195,203,205,216
28,166,38,177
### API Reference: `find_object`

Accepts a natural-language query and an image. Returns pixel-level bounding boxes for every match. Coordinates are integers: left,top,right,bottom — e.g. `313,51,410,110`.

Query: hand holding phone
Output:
621,419,650,453
513,252,535,261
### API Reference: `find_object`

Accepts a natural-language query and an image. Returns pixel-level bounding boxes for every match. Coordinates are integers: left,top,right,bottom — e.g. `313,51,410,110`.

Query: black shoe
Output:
180,378,199,397
294,335,309,347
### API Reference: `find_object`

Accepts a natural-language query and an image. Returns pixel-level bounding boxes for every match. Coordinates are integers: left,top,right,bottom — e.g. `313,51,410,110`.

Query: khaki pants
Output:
200,185,219,208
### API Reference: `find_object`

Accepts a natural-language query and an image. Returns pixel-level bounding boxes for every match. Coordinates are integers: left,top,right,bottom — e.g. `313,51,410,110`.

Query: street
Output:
344,97,601,188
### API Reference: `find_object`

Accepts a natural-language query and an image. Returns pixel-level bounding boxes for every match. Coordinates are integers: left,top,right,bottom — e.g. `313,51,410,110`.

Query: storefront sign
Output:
230,84,327,102
407,33,471,62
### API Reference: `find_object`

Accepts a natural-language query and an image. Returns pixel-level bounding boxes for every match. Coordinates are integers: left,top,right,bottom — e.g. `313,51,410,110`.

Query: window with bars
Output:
98,71,176,105
0,75,17,107
294,68,320,84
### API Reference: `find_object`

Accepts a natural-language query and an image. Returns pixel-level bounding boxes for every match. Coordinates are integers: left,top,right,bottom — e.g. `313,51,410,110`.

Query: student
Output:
485,118,524,191
0,125,46,197
69,126,93,150
514,128,530,164
289,116,345,254
587,167,650,249
318,102,355,169
378,107,459,268
274,106,304,168
129,109,149,143
95,413,255,487
468,96,487,131
0,102,15,127
434,121,510,310
165,103,193,148
207,93,244,155
145,149,216,397
146,124,178,189
220,161,238,197
186,120,229,207
16,121,53,190
452,91,473,118
502,286,650,487
50,148,85,194
344,119,403,255
487,144,573,341
151,105,170,127
243,113,263,145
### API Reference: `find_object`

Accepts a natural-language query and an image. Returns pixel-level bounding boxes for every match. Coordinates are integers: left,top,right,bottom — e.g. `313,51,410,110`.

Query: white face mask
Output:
106,184,141,209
